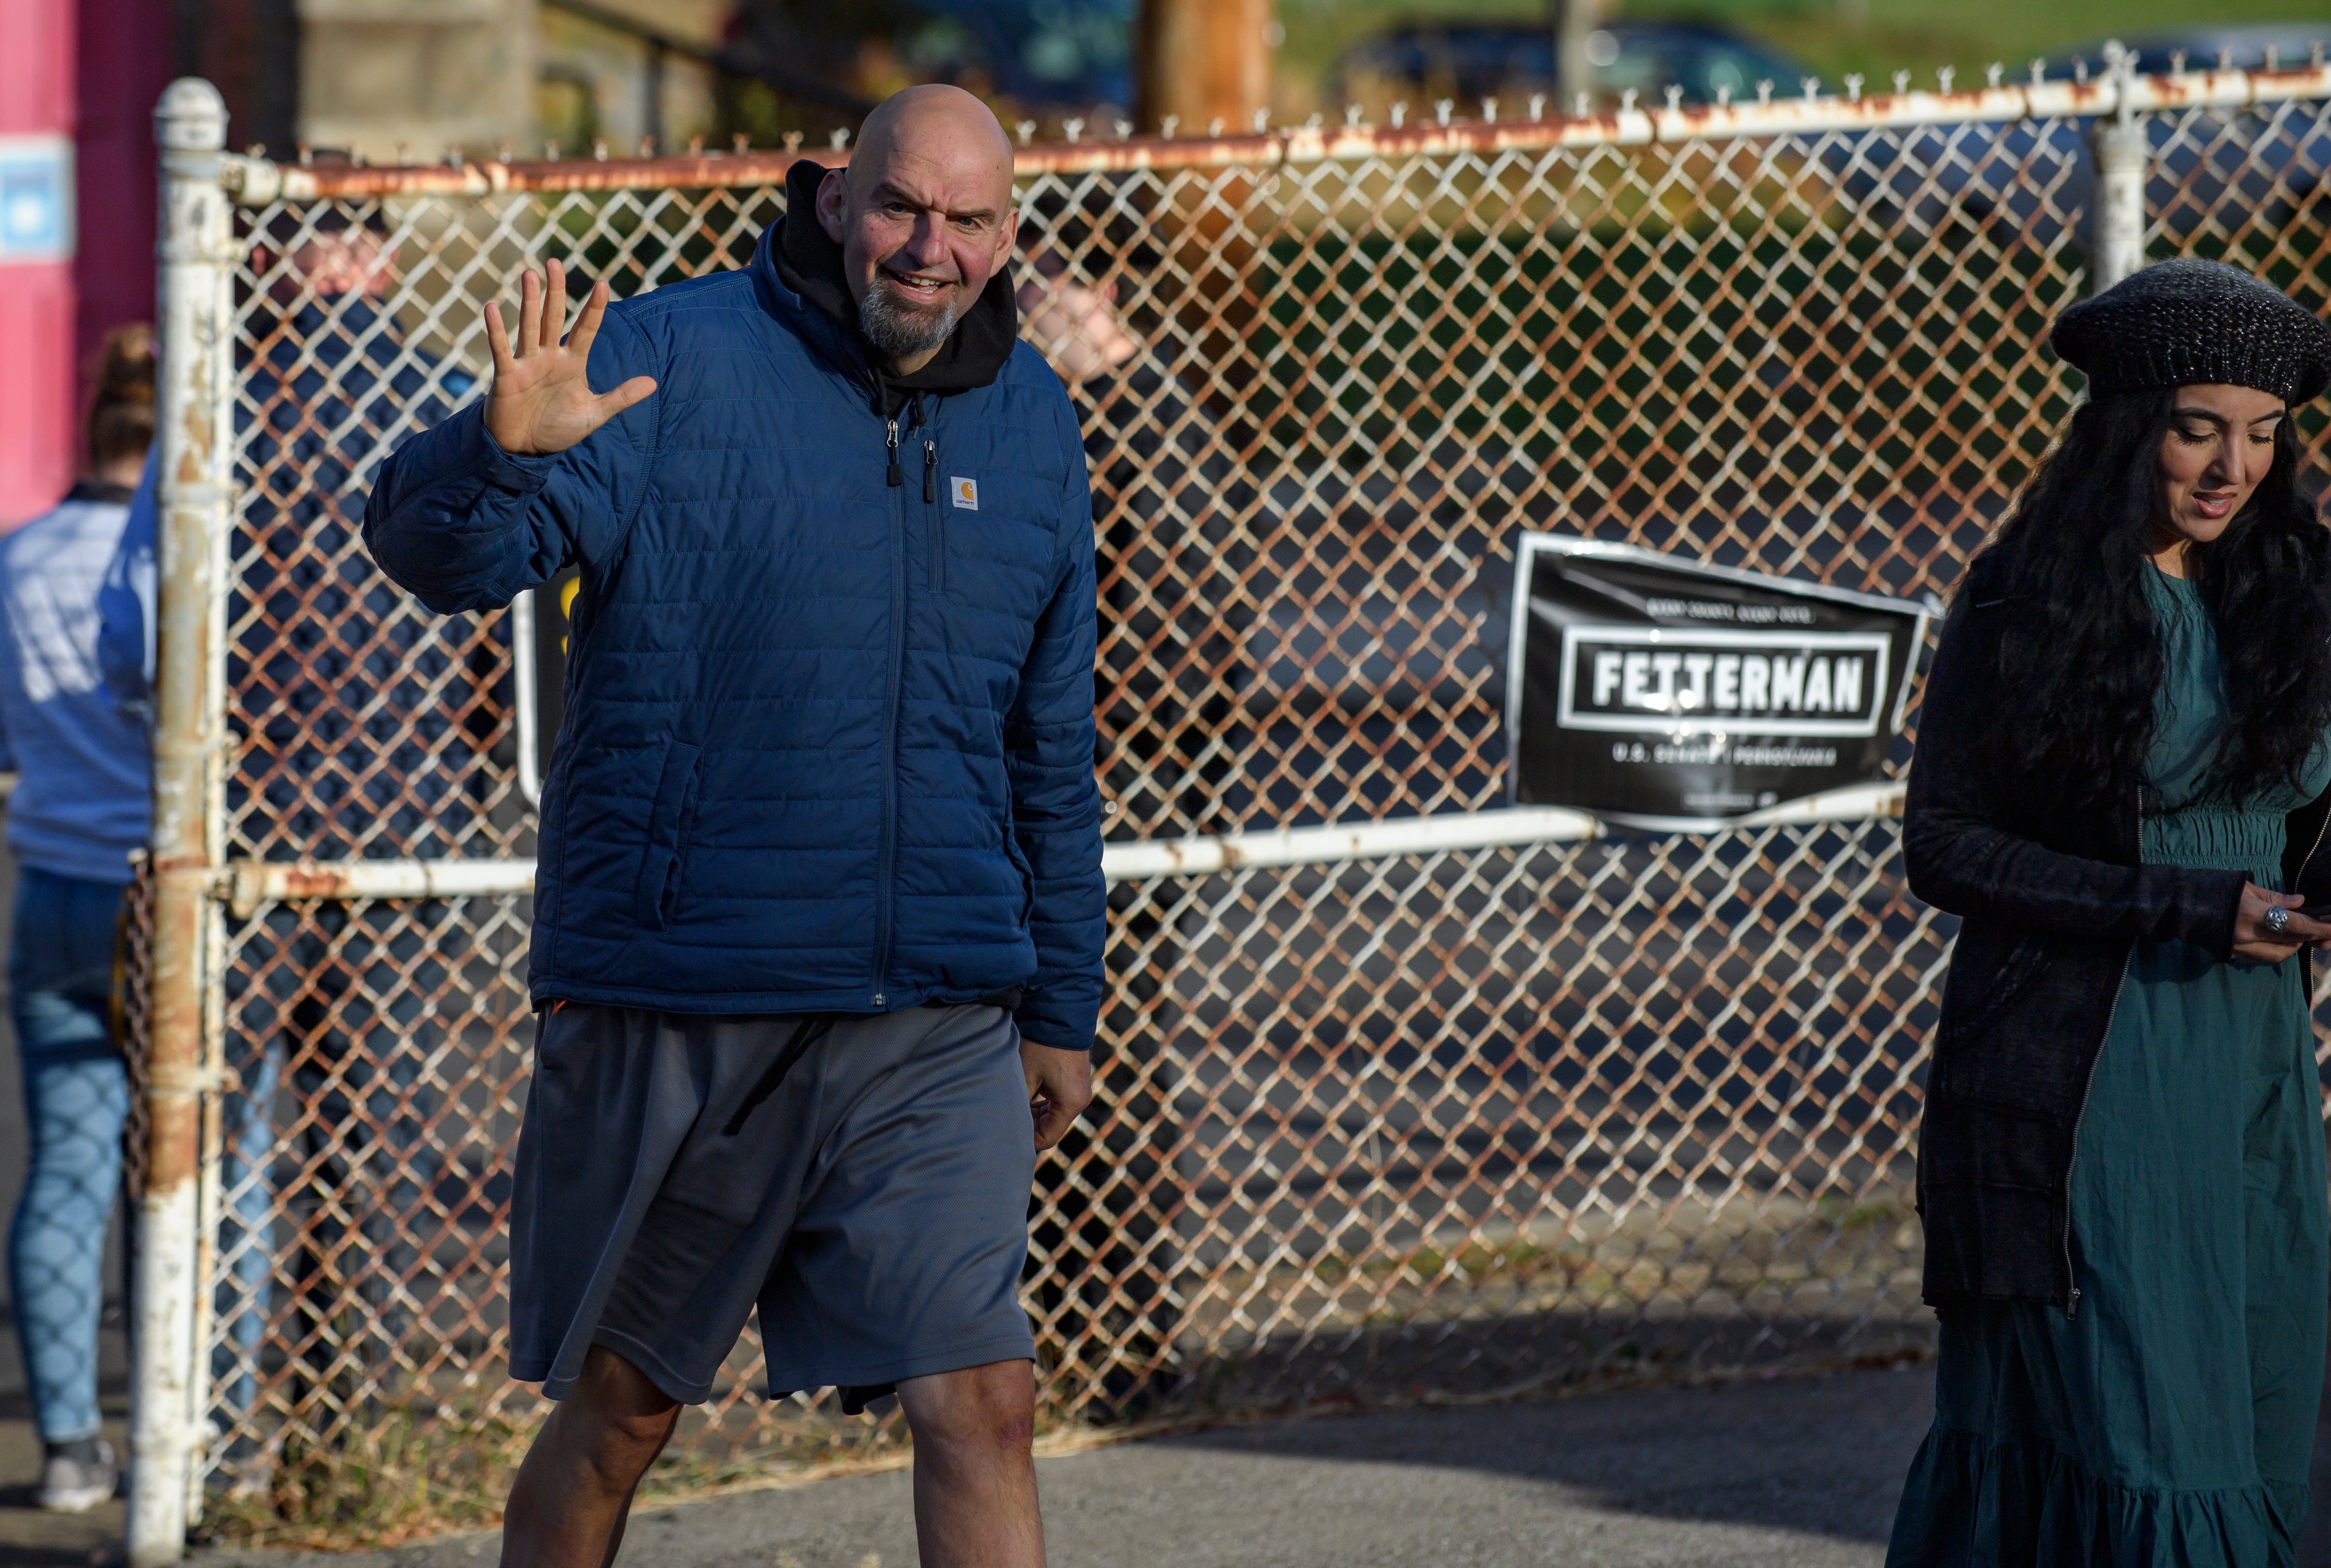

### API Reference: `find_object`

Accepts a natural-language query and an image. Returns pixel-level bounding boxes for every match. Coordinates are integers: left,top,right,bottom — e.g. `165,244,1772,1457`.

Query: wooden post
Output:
1136,0,1277,135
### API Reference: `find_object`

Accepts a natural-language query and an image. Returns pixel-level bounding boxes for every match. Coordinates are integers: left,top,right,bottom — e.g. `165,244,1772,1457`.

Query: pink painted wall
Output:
0,0,79,524
0,0,174,527
0,268,78,524
0,2,74,136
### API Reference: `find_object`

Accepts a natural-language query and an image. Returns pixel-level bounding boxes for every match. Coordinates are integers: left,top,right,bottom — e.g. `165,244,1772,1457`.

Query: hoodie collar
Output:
760,157,1019,418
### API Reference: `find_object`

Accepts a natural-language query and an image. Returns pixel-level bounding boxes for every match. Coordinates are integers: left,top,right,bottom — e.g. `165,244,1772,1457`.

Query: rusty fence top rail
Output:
215,782,1907,912
220,61,2331,204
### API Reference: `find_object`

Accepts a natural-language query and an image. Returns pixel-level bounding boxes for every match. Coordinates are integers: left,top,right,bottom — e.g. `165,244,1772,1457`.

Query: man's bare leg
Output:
500,1345,681,1568
897,1359,1044,1568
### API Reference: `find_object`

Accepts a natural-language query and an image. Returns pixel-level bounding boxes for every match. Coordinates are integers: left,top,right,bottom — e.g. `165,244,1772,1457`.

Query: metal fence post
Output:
2092,42,2147,291
129,76,232,1568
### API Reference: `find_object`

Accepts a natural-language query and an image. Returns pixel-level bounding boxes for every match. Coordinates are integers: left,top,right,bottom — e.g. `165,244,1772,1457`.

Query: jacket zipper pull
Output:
885,419,901,487
923,439,936,503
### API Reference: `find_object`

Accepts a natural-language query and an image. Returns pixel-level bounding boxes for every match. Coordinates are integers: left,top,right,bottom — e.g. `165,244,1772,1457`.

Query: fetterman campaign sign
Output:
1505,536,1932,828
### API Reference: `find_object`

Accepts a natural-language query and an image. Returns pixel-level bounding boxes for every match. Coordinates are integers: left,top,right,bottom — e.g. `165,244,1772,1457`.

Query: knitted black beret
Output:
2051,258,2331,404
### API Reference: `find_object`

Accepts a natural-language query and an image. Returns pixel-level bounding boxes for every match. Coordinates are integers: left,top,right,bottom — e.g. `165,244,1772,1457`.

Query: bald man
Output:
363,86,1102,1567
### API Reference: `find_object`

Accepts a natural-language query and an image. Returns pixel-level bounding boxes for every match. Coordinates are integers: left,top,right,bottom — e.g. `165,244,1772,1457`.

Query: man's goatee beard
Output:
859,281,959,360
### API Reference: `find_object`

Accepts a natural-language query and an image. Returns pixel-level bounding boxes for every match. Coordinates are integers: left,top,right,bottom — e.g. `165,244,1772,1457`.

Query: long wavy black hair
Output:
1975,388,2331,811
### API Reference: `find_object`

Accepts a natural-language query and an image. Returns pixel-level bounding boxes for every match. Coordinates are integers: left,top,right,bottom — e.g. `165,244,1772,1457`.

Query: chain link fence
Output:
125,67,2331,1541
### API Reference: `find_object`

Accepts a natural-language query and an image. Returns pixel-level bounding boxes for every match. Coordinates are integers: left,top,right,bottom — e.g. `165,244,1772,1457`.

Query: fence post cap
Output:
154,78,227,151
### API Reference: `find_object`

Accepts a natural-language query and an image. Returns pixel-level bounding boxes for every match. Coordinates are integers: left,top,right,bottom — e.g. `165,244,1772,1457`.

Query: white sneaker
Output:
36,1439,118,1512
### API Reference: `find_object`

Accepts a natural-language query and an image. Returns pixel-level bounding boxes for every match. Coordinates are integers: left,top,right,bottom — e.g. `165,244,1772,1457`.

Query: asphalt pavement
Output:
0,1345,2326,1564
170,1358,2331,1568
194,1366,1934,1568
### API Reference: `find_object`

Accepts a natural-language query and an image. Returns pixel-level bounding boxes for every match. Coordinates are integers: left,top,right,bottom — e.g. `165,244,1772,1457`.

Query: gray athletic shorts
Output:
507,1001,1038,1407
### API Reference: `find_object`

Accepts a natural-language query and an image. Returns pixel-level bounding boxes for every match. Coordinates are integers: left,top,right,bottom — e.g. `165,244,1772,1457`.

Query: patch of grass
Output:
197,1395,1015,1548
1814,1193,1913,1229
195,1397,911,1548
1272,0,2331,118
199,1402,534,1548
1657,0,2331,87
1308,1237,1600,1288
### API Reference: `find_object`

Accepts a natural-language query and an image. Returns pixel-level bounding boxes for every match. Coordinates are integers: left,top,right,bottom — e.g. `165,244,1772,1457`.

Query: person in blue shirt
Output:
0,326,157,1512
99,205,481,1470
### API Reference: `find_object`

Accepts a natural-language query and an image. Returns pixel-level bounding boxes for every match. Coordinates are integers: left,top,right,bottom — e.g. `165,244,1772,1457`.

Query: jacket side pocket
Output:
633,739,704,930
1004,821,1036,930
995,712,1034,928
1932,934,2048,1101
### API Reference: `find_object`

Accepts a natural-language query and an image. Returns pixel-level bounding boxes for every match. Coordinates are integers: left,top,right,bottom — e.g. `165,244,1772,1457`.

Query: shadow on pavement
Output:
0,1531,119,1568
1159,1350,2331,1563
1135,1303,1935,1420
1154,1306,2331,1562
1162,1363,1934,1549
0,1406,127,1567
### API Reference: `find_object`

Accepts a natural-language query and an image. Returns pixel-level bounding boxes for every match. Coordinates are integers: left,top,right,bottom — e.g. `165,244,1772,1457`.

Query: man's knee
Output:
900,1360,1036,1459
555,1347,681,1478
573,1400,678,1460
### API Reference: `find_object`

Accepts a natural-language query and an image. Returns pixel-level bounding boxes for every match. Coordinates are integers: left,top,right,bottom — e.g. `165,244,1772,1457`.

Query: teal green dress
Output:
1890,570,2331,1566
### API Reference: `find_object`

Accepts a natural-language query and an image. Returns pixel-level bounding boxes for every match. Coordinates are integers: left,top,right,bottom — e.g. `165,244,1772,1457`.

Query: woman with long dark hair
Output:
1889,259,2331,1565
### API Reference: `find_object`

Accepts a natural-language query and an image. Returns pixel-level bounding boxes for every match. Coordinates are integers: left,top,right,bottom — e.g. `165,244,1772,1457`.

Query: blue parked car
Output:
2045,25,2330,79
901,0,1133,115
1335,20,1810,110
721,0,1132,119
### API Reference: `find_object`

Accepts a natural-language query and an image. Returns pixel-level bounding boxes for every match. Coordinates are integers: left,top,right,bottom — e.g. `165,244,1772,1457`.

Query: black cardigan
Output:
1903,556,2331,1313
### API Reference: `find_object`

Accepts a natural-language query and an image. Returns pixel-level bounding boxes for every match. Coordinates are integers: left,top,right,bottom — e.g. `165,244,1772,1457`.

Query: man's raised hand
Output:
483,260,657,456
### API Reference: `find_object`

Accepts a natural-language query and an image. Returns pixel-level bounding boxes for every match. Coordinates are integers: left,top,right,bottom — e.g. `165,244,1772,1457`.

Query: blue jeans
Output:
214,1033,277,1430
7,868,129,1445
213,901,444,1439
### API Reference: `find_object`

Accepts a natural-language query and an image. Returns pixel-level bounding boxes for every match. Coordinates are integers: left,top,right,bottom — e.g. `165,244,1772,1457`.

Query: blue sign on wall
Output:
0,139,73,264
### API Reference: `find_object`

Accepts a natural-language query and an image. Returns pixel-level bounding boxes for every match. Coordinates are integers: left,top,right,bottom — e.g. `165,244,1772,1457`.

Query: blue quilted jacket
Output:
362,218,1105,1051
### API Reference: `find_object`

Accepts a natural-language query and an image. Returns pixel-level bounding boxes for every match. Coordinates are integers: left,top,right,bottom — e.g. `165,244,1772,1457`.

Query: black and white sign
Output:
1505,535,1931,828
